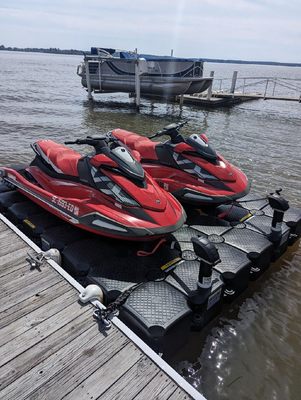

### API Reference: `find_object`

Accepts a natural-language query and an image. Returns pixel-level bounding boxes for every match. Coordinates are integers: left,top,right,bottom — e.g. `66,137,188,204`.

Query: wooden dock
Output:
181,73,301,107
182,92,301,107
0,215,204,400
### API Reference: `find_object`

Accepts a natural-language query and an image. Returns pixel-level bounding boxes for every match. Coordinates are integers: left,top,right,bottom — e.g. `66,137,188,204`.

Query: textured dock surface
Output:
0,219,194,400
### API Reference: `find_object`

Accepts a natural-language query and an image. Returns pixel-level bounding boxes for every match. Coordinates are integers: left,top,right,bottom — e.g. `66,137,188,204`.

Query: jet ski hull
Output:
0,166,186,241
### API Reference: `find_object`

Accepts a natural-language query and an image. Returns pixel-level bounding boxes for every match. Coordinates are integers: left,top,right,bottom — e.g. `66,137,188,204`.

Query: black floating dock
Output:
0,182,300,355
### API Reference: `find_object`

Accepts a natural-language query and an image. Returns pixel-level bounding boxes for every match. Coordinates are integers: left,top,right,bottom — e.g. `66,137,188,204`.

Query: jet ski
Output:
0,135,186,240
112,121,250,206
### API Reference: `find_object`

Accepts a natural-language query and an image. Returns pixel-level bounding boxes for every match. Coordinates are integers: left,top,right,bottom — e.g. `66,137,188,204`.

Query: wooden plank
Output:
1,262,28,286
0,308,91,390
2,263,61,294
0,247,31,278
1,270,63,309
0,272,62,313
0,258,27,280
0,279,69,328
0,243,28,265
0,323,100,400
0,227,26,244
0,221,10,233
167,388,192,399
2,268,61,299
0,299,88,367
1,325,125,399
0,287,75,347
63,342,142,400
132,371,178,400
0,228,18,240
99,356,159,400
27,327,130,400
0,236,28,257
0,221,197,400
1,260,42,286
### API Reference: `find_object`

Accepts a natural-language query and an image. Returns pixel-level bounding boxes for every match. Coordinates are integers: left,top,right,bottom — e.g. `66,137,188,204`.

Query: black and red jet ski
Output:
0,135,186,240
112,122,250,206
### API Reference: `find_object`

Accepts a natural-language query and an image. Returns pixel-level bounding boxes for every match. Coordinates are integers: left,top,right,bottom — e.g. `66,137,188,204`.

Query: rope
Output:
217,202,235,219
137,238,166,257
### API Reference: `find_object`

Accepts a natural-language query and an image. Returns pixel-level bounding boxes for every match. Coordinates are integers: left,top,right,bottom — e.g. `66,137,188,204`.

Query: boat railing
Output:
212,75,301,98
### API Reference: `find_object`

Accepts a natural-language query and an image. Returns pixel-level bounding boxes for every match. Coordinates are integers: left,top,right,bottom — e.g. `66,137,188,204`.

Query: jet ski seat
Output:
35,140,82,176
112,129,158,160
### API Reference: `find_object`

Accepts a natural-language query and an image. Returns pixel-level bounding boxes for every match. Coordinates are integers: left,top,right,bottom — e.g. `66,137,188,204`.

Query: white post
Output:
85,59,93,100
264,79,269,99
135,59,141,110
98,61,102,92
272,79,276,96
230,71,238,94
207,71,214,100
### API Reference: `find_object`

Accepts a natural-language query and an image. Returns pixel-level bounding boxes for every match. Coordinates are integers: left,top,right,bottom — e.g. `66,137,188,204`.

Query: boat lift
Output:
82,57,148,109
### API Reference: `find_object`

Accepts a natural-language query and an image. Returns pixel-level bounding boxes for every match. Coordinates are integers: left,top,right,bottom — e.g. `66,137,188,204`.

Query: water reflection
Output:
172,246,301,400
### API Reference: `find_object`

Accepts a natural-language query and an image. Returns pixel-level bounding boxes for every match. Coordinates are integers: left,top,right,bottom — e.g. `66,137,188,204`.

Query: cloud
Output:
0,0,300,62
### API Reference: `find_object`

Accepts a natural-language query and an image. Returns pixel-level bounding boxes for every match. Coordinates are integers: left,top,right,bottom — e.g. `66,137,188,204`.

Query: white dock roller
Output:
43,248,62,265
79,284,104,303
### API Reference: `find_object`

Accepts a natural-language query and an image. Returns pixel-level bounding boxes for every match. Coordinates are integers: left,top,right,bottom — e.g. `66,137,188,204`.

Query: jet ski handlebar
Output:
65,136,107,146
149,121,188,143
64,134,118,153
64,135,115,153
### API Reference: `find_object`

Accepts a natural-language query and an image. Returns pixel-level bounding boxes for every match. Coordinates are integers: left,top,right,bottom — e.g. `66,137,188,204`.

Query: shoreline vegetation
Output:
1,45,300,67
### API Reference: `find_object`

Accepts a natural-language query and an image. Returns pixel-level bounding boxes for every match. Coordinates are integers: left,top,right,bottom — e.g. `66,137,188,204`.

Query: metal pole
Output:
230,71,238,94
179,94,184,107
272,79,276,96
206,71,214,100
135,59,141,111
242,78,246,95
98,61,102,92
264,79,269,99
171,49,174,57
85,59,93,100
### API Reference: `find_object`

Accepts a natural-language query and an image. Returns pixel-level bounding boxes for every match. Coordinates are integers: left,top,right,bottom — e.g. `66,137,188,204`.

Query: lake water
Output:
0,51,300,400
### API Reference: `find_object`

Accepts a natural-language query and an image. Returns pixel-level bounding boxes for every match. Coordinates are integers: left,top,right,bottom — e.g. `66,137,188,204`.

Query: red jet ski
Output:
112,122,250,206
0,135,185,240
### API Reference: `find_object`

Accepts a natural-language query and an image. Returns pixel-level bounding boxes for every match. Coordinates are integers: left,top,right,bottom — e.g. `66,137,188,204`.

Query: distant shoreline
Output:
1,45,300,67
0,45,85,56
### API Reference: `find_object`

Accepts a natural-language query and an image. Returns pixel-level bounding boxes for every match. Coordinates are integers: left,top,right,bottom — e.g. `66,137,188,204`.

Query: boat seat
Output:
112,129,158,160
35,140,82,176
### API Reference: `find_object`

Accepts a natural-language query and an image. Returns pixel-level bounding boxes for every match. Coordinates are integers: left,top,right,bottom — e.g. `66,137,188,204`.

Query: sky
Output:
0,0,300,62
